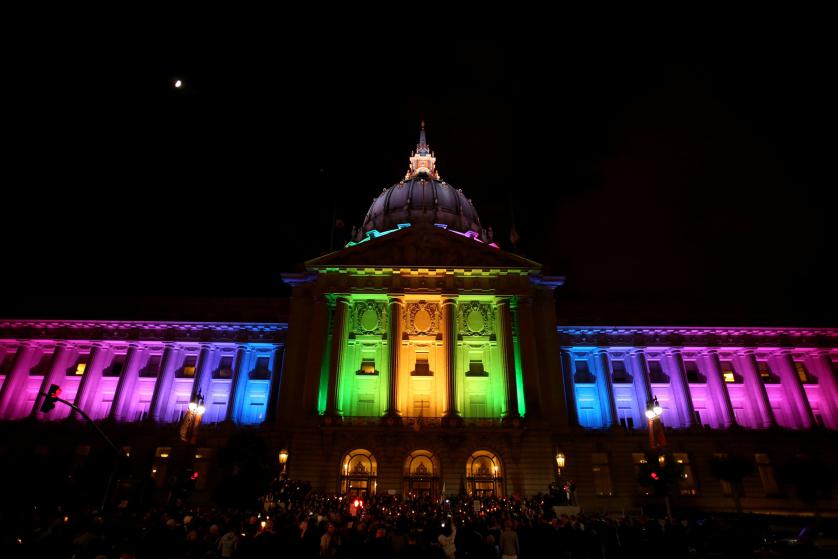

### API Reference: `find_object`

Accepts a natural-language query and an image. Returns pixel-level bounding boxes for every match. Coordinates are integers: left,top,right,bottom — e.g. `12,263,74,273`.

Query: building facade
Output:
1,127,836,514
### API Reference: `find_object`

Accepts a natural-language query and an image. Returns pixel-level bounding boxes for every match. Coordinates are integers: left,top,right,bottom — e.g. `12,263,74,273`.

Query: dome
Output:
359,124,491,242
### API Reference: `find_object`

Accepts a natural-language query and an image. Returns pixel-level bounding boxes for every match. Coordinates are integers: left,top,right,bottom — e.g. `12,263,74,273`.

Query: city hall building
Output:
1,127,836,514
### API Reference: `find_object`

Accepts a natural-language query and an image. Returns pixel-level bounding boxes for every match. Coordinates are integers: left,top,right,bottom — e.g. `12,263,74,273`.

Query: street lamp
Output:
188,392,206,416
555,452,566,477
279,449,289,479
645,396,666,448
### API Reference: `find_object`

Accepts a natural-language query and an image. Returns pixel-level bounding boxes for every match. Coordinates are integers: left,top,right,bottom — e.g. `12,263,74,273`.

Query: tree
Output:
636,450,685,518
709,454,755,516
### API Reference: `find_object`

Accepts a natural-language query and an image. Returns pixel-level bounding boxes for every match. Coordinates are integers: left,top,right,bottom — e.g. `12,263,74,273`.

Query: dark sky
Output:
3,26,835,326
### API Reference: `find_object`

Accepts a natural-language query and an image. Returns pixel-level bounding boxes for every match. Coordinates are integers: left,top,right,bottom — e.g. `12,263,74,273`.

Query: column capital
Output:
126,342,144,350
388,296,406,306
441,297,457,307
699,348,720,357
664,348,683,357
737,349,758,357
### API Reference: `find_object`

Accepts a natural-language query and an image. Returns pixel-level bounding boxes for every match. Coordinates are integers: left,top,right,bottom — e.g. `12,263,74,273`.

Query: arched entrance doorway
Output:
466,450,504,497
403,450,440,499
339,449,377,496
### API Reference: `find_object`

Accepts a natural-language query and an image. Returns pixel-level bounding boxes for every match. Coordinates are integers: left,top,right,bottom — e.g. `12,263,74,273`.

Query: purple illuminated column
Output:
811,351,838,429
385,297,404,420
148,343,180,422
628,349,652,424
664,349,695,428
0,342,37,418
441,297,459,421
32,342,74,418
73,343,111,417
498,298,520,421
325,296,350,418
191,344,216,401
226,344,250,423
110,343,145,422
701,349,735,428
737,350,775,429
773,350,815,429
593,349,617,428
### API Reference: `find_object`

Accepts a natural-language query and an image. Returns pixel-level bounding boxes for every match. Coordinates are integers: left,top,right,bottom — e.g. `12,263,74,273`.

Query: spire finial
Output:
418,121,428,152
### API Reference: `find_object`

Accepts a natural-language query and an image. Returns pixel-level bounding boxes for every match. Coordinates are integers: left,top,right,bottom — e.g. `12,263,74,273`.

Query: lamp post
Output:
180,391,205,443
279,448,289,480
555,452,566,478
645,395,666,449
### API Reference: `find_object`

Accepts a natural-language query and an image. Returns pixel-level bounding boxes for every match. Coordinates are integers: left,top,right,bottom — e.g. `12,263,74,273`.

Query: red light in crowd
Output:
191,471,199,480
650,472,659,480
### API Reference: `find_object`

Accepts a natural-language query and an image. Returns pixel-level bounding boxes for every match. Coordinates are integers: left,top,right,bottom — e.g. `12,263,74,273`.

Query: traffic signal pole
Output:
39,390,122,511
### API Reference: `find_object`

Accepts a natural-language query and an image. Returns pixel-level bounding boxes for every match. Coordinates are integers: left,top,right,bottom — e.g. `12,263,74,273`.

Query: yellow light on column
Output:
279,449,289,465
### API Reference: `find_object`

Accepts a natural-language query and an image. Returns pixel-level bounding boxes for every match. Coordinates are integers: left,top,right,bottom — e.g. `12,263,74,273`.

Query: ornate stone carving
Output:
353,301,386,335
458,302,493,337
404,302,441,336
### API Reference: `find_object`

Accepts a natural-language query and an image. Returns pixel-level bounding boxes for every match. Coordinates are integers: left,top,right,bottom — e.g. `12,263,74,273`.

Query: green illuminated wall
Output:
456,298,507,418
336,296,391,417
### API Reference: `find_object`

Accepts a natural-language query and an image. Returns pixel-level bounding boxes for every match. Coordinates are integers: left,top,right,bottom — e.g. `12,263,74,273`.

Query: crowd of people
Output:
2,483,823,558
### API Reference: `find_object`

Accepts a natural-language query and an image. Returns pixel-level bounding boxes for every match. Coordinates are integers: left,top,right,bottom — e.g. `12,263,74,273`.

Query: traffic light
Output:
40,384,62,413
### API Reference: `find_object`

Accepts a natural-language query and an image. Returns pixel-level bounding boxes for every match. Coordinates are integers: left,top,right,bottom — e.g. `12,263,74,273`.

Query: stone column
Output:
810,351,838,429
559,349,578,428
0,342,37,418
738,350,775,429
110,343,145,422
32,342,74,418
629,349,652,427
441,297,460,422
701,350,735,428
497,298,520,420
774,350,815,429
325,296,350,418
149,343,180,422
226,344,251,424
664,349,695,428
73,343,111,418
515,297,543,420
593,349,617,429
191,344,216,402
384,297,404,420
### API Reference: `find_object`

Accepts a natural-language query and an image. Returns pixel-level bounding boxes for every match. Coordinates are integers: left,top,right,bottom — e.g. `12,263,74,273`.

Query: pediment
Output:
305,224,541,271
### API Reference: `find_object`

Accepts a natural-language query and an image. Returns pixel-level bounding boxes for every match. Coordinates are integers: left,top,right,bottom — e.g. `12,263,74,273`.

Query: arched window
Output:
339,449,377,496
403,450,441,499
466,450,504,497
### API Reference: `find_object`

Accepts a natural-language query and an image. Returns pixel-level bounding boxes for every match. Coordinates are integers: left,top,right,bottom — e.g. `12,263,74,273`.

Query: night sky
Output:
3,28,835,326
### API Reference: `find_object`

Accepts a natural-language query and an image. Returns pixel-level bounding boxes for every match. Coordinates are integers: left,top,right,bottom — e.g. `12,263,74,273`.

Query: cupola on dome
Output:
356,123,492,244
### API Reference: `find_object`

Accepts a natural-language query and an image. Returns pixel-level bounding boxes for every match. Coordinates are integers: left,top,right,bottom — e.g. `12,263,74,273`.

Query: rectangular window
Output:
591,453,613,496
611,359,631,383
104,356,125,377
413,398,430,416
412,353,431,376
685,360,704,383
674,453,697,495
214,356,234,379
357,394,375,416
721,361,739,383
469,394,487,417
141,355,162,377
467,359,487,376
632,453,650,495
647,360,669,383
250,357,271,379
358,358,377,375
574,360,594,383
757,361,779,383
29,352,53,376
179,355,197,378
794,361,814,384
755,454,780,496
71,358,88,376
0,349,18,375
713,453,733,496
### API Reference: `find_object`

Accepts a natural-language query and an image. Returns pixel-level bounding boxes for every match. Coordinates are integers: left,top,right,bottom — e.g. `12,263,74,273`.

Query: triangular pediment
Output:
305,224,541,271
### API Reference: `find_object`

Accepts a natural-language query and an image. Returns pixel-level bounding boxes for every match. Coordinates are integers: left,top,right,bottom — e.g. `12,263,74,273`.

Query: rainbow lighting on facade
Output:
0,320,286,425
559,327,838,431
